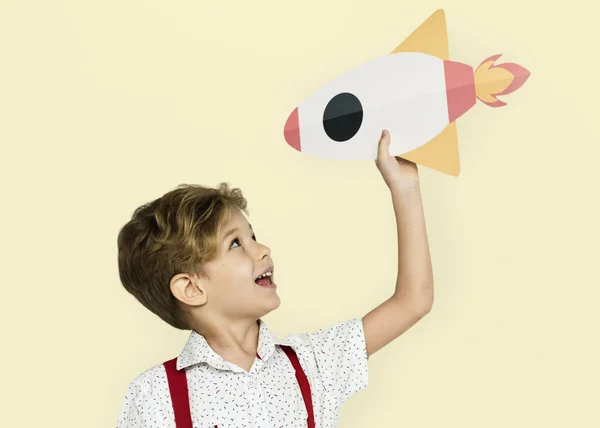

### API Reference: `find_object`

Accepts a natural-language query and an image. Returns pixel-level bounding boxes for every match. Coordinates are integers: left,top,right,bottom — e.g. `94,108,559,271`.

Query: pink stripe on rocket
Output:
444,60,476,123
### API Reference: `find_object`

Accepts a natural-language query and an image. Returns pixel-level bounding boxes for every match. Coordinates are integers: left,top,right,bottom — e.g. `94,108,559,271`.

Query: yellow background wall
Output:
1,1,598,426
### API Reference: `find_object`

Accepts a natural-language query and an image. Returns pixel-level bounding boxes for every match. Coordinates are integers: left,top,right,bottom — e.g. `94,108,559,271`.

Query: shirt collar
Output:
176,319,292,371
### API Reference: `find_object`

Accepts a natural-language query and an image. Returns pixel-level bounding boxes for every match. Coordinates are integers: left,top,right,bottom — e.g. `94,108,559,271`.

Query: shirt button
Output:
247,378,255,387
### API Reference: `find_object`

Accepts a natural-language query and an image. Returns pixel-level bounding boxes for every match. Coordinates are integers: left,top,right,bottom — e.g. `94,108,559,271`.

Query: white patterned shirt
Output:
116,318,369,428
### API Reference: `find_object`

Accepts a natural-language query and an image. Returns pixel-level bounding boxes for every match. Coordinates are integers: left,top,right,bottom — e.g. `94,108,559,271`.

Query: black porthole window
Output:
322,92,363,142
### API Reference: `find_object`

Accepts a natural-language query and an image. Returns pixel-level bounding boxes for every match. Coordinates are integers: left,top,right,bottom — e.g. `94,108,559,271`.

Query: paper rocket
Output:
283,9,530,176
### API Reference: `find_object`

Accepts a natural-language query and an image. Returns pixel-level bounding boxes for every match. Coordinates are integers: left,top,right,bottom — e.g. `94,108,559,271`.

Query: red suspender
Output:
280,345,316,428
163,358,194,428
163,346,315,428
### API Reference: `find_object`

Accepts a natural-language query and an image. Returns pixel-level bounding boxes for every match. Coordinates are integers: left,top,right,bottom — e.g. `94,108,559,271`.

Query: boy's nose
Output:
284,107,301,151
253,241,271,259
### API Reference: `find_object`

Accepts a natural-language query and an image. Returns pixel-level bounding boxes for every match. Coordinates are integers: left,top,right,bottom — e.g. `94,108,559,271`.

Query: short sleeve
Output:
306,318,369,405
115,368,173,428
116,380,146,428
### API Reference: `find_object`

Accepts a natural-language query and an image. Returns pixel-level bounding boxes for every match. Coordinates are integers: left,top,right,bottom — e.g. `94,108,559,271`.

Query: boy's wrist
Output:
388,180,421,195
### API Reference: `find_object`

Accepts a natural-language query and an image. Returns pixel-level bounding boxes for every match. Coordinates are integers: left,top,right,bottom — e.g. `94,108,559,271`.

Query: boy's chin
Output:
259,294,281,315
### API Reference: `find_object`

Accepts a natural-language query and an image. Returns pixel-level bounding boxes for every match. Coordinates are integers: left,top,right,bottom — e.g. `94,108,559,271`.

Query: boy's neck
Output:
194,318,261,358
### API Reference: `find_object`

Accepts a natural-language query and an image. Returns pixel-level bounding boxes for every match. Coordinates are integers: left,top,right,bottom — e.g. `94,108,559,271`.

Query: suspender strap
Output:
164,346,315,428
163,358,194,428
280,345,316,428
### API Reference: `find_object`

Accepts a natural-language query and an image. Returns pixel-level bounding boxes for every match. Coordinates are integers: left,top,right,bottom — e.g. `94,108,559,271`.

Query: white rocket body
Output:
292,52,452,160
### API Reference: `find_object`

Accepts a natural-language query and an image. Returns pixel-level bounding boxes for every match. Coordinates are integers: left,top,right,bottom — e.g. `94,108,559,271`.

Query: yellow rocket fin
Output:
391,9,450,60
398,122,460,176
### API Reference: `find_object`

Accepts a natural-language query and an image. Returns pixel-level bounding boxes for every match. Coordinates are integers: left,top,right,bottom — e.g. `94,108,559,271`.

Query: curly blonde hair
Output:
117,182,248,330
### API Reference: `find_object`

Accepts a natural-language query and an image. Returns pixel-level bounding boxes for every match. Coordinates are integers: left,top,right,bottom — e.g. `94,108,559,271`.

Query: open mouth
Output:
254,270,274,287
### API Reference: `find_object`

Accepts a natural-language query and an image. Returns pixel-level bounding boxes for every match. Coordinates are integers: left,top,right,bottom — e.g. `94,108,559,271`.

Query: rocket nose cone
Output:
284,107,301,151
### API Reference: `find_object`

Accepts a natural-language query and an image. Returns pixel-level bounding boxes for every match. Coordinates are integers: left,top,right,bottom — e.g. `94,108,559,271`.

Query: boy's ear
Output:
170,273,208,307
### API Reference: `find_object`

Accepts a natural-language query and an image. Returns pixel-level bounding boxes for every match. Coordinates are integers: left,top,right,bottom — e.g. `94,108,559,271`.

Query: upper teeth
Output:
258,271,272,279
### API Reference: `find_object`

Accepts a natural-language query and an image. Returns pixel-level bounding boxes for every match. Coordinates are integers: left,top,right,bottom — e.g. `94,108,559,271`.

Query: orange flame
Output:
473,54,530,107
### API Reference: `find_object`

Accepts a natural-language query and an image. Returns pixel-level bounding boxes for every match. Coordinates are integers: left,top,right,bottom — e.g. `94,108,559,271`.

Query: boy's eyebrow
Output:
223,228,238,240
222,224,254,241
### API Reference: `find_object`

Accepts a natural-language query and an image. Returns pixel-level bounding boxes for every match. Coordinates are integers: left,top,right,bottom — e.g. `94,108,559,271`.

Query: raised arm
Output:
362,130,434,357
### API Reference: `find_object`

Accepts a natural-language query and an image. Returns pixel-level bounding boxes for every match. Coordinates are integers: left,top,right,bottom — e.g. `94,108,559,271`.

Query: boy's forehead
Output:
227,209,250,226
220,210,252,235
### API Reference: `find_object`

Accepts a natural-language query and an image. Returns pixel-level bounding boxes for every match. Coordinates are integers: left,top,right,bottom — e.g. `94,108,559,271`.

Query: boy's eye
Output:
230,235,257,249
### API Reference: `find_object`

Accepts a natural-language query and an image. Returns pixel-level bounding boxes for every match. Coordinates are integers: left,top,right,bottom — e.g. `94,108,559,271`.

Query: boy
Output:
116,130,434,427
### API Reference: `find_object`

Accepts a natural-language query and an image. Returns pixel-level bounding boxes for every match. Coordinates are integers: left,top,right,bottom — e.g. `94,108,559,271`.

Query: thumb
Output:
377,129,391,159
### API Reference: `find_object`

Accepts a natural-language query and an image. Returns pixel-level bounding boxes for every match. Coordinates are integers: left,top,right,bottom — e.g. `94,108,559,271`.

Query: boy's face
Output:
196,209,280,321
